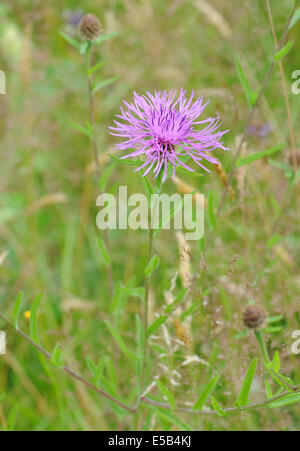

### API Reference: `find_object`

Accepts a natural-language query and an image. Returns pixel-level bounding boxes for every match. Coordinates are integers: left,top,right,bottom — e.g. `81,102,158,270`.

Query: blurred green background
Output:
0,0,299,431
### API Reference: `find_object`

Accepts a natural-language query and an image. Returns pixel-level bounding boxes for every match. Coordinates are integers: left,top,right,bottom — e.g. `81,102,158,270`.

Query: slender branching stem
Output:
1,311,300,417
0,312,136,414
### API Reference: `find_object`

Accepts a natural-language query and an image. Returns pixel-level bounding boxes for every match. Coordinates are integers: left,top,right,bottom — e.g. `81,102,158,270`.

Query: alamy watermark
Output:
291,70,300,95
292,330,300,355
96,186,204,241
0,70,6,95
0,331,6,356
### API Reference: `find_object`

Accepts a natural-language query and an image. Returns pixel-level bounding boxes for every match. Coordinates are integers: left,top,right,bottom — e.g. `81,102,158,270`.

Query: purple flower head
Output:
110,89,229,181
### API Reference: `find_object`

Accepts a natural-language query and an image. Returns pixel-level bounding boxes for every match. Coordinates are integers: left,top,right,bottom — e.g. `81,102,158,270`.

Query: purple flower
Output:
110,89,229,181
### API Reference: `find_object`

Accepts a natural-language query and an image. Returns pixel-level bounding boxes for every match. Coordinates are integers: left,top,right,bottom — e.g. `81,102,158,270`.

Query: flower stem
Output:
141,227,154,395
255,330,270,365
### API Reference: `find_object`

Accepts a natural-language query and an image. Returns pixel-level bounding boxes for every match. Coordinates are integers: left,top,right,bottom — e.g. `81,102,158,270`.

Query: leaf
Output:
156,380,176,411
235,56,258,106
263,327,282,334
210,396,226,417
147,315,168,337
29,293,43,344
92,32,118,45
208,191,217,230
0,393,6,403
194,373,220,410
59,31,81,51
12,291,23,329
98,238,111,266
92,76,119,94
146,404,193,431
272,351,281,373
125,286,145,300
236,358,257,407
88,61,105,76
289,7,300,29
265,380,273,399
268,392,300,409
70,121,92,139
99,161,116,191
104,321,138,361
50,344,64,368
267,315,284,324
109,154,142,166
274,41,294,61
145,255,160,276
236,144,285,167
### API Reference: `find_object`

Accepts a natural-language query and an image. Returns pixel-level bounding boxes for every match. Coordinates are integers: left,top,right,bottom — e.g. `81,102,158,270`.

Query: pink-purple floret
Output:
109,89,229,181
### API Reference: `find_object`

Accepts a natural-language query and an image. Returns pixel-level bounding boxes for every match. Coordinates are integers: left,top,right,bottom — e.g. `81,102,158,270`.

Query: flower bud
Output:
243,305,266,329
78,14,102,41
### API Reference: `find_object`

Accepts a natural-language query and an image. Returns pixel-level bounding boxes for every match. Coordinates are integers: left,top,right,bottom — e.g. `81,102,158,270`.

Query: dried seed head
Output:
78,14,102,41
243,305,266,329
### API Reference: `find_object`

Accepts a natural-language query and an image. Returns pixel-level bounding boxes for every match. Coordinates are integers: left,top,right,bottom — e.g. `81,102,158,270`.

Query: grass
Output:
0,0,300,431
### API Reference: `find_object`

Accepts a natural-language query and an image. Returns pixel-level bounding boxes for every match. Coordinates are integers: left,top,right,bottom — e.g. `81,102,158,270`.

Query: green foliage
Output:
236,358,258,408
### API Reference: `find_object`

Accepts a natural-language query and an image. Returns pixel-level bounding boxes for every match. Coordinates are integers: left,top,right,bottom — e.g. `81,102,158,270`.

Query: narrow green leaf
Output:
109,154,142,166
235,56,257,106
147,315,168,337
145,255,160,276
93,32,118,44
210,396,226,417
236,358,258,407
70,121,92,139
104,321,138,361
99,161,116,192
265,380,273,399
194,374,220,410
272,351,281,373
236,144,285,167
98,237,111,266
93,75,119,94
88,61,105,76
50,344,64,368
274,41,294,61
125,286,145,300
268,392,300,409
12,291,23,329
59,31,81,51
263,327,282,334
289,7,300,29
156,380,176,411
267,315,284,324
29,293,43,344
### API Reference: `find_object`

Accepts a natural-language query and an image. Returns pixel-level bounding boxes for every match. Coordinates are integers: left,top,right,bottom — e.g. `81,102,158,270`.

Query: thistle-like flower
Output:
243,305,266,329
110,90,229,181
78,14,102,41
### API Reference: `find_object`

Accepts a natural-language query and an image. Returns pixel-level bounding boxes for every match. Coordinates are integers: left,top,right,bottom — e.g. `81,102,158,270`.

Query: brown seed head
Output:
78,14,102,41
243,304,266,329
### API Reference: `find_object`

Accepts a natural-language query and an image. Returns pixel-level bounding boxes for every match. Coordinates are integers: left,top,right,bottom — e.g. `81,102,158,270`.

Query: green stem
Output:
255,330,270,365
141,227,154,394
